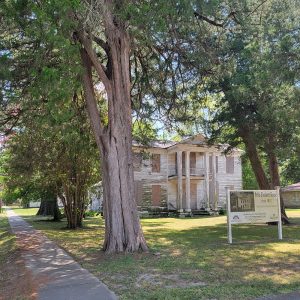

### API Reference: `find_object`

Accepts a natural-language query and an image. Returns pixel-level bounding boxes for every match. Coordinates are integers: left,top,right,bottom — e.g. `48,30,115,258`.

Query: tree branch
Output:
194,11,239,27
80,48,108,153
92,35,109,53
76,31,112,91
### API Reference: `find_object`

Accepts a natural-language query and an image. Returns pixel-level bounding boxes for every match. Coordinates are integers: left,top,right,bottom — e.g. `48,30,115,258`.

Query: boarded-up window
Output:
134,181,143,205
151,185,161,206
226,157,234,174
133,153,142,171
190,152,196,173
191,183,197,210
209,155,212,173
152,154,161,173
216,156,218,173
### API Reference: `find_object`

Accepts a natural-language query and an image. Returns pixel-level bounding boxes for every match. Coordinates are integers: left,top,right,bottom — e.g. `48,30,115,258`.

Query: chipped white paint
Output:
133,134,243,211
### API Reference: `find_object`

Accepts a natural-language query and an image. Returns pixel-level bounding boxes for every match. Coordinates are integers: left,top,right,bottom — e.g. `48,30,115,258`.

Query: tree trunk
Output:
265,137,289,224
37,196,61,221
239,128,270,189
79,15,148,253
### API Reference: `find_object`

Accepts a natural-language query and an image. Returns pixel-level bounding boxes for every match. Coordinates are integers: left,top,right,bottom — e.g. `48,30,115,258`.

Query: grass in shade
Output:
12,207,300,300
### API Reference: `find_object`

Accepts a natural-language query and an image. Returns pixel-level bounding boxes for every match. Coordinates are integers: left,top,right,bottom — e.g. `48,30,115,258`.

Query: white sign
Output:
227,189,282,244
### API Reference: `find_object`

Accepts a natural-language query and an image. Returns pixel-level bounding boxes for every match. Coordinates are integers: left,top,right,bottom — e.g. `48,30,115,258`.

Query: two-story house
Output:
133,134,243,215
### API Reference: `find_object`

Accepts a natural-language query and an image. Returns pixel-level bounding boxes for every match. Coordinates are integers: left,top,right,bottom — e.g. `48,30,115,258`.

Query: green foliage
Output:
242,156,260,190
281,153,300,186
132,121,157,145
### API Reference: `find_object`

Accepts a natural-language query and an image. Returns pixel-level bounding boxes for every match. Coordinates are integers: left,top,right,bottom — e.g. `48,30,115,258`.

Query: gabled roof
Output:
132,134,206,149
132,134,243,154
282,182,300,192
177,134,207,146
132,140,177,149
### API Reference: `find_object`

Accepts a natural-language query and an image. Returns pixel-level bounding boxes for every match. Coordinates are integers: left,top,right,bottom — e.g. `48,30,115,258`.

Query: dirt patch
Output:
135,271,206,289
0,249,37,300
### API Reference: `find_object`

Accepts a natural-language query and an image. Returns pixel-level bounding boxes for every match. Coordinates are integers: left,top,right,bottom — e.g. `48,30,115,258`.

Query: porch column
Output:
177,151,183,212
185,151,191,212
212,152,217,211
204,152,210,210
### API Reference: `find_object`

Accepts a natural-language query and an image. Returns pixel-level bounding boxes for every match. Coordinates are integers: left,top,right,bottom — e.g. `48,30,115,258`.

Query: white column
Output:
185,151,191,212
177,151,183,212
212,152,217,211
204,152,210,210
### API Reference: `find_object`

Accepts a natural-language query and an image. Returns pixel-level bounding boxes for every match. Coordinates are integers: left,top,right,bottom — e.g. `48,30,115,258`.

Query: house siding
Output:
132,141,243,211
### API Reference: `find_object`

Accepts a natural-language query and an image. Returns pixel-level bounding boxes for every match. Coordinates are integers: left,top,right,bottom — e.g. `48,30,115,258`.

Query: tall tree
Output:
0,0,228,252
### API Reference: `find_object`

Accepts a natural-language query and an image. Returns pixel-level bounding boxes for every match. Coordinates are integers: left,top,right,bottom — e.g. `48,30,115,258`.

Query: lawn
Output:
0,210,16,271
0,210,36,300
12,208,300,300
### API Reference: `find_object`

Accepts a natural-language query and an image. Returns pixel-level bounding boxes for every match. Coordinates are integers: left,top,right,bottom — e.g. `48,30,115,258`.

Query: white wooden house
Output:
281,182,300,208
133,134,243,215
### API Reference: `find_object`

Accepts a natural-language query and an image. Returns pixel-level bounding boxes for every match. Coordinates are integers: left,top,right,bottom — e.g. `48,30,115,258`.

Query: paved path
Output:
6,208,117,300
256,292,300,300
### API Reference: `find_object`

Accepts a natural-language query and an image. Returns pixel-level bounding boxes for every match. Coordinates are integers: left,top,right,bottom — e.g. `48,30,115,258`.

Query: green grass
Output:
0,210,16,266
0,210,17,294
13,208,300,300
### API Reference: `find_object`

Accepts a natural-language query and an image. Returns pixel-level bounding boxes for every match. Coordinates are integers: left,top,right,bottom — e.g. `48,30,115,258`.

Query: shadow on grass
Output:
9,209,300,299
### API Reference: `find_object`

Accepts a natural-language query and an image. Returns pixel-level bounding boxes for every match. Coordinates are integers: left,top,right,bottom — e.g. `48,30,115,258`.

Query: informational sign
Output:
226,188,282,244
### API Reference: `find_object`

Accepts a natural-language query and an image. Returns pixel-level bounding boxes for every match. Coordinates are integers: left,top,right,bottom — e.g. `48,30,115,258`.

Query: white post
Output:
177,151,183,213
226,187,232,244
212,152,217,211
185,151,191,213
204,152,210,210
276,186,283,240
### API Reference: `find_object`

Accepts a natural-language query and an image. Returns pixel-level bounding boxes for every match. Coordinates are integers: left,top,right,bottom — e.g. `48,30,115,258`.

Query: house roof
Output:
132,140,177,149
133,134,243,153
132,134,207,149
282,182,300,192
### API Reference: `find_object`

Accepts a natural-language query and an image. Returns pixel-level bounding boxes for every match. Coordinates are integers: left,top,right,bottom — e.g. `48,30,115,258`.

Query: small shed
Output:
281,182,300,208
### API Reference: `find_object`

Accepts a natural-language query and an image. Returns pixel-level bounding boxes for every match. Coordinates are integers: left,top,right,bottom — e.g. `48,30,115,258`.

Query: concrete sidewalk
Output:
6,208,117,300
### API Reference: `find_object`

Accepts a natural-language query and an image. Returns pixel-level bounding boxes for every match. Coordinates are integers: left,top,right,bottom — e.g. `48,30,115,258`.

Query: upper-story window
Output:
190,152,196,174
152,154,161,173
209,155,218,173
176,152,196,174
133,153,142,171
226,156,234,174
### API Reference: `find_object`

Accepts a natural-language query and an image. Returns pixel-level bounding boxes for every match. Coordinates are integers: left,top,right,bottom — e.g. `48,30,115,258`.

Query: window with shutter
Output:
152,154,161,172
190,152,196,174
151,185,161,206
209,155,212,172
133,153,142,171
226,157,234,174
134,181,143,205
216,156,218,173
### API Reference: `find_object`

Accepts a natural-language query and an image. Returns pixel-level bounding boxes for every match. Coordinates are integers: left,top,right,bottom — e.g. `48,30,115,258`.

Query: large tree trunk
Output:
37,196,61,221
239,128,270,189
240,128,289,224
265,137,289,224
79,11,148,253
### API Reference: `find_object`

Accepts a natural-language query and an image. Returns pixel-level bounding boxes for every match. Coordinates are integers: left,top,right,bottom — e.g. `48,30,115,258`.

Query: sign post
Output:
226,187,232,244
276,187,283,240
227,189,282,243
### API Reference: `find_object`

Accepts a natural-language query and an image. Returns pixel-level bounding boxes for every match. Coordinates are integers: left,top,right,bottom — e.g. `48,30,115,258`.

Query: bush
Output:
84,210,99,217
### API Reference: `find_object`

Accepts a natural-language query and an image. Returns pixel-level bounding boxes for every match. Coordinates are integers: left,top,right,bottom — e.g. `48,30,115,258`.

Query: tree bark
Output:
265,137,289,223
79,11,148,253
37,197,61,221
240,128,289,224
239,127,270,189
